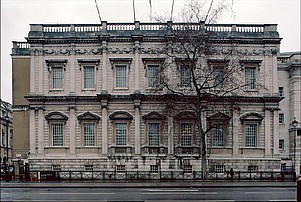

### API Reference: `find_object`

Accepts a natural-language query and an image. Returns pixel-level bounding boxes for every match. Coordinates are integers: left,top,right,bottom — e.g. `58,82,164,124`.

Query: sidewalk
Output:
0,180,297,188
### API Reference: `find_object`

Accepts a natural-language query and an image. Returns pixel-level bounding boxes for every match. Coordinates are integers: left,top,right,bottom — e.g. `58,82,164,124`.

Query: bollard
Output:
37,171,40,182
297,176,301,202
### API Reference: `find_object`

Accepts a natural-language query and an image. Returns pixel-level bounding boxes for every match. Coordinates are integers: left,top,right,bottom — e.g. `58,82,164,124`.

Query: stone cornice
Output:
25,94,283,104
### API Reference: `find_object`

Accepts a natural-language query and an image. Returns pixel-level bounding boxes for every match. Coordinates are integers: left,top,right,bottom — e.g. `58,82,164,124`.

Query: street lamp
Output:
292,118,298,172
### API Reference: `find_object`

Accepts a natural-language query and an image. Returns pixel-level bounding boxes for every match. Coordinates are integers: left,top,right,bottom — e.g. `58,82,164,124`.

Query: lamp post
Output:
292,118,298,173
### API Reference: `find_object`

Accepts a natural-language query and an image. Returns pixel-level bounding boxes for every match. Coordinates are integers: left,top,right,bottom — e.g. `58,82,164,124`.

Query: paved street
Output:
0,181,297,201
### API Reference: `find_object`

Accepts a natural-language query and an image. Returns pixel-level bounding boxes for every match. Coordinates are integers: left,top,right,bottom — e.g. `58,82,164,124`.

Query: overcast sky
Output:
1,0,300,103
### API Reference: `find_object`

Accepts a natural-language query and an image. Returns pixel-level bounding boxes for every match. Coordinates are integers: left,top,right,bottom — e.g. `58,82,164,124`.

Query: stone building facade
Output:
11,22,300,175
0,99,13,165
277,52,301,175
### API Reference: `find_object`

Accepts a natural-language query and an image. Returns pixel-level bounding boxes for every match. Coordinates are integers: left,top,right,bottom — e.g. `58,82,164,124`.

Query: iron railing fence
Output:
26,170,296,182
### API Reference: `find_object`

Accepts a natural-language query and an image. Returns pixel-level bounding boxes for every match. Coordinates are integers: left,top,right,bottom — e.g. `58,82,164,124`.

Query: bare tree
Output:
155,0,251,179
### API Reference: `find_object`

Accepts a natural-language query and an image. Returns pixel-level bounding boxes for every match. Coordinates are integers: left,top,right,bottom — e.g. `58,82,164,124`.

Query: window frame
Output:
278,87,284,97
244,123,258,148
179,65,192,88
244,66,257,90
279,139,284,150
82,122,96,147
279,113,284,124
51,122,65,147
212,125,224,147
51,66,64,90
180,122,193,146
115,122,128,146
82,65,96,90
147,64,160,88
147,122,160,146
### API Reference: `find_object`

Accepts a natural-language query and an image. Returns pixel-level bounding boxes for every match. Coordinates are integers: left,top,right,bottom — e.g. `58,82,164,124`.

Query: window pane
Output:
148,123,160,146
245,124,256,147
180,65,191,87
213,127,224,147
52,67,63,89
84,66,95,88
245,67,256,89
116,65,127,87
181,123,192,146
116,123,127,145
213,67,223,87
52,123,63,146
84,123,95,146
148,65,159,87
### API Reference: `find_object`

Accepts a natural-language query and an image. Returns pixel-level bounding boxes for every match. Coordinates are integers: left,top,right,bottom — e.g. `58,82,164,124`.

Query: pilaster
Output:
134,100,141,154
134,40,140,92
101,99,108,155
37,108,44,156
273,110,280,156
29,108,36,156
102,40,108,92
69,106,76,156
264,109,271,157
232,110,239,156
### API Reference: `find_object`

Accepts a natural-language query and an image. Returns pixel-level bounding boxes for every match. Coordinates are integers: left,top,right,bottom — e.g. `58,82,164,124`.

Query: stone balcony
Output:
141,145,168,157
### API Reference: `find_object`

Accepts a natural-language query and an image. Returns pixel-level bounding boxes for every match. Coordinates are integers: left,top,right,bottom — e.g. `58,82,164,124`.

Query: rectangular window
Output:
52,123,63,146
245,67,256,89
52,67,63,89
147,65,159,88
279,139,284,150
150,165,159,173
148,123,160,146
83,66,95,89
213,126,224,147
52,165,61,171
245,124,257,147
181,123,192,146
279,113,284,124
248,165,258,173
215,165,224,173
212,67,224,88
279,87,284,97
179,65,191,87
84,123,95,146
116,123,127,145
85,165,93,171
115,65,127,88
116,165,126,173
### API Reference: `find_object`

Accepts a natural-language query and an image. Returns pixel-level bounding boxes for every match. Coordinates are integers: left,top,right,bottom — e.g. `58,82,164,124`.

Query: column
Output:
168,115,174,155
264,109,271,157
30,51,35,94
37,108,44,156
29,108,36,156
273,110,280,156
232,110,239,156
102,41,108,92
69,106,76,156
38,55,44,94
134,40,140,92
101,100,108,155
134,100,141,154
69,45,76,94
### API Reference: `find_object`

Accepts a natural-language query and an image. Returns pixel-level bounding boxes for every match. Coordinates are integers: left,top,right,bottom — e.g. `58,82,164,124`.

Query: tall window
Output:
213,126,224,147
83,66,95,89
52,123,63,146
116,123,127,145
278,87,284,97
181,123,192,146
245,124,257,147
148,123,160,146
115,65,127,88
147,65,160,88
52,67,63,89
245,67,256,89
179,65,191,87
84,123,95,146
279,113,284,124
212,67,224,88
